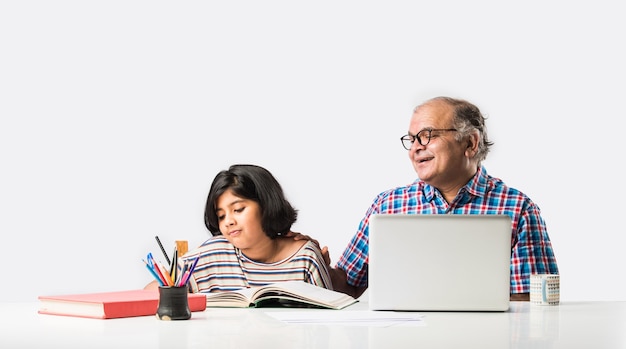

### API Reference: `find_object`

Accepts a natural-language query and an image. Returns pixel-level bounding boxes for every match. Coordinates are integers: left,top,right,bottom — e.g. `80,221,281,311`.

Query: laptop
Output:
368,214,512,311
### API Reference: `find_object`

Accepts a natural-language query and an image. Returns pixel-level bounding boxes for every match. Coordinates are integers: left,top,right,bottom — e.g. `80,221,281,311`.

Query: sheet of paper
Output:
266,310,425,327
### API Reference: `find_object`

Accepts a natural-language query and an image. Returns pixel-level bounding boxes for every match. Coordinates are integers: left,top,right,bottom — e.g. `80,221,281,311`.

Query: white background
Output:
1,1,624,302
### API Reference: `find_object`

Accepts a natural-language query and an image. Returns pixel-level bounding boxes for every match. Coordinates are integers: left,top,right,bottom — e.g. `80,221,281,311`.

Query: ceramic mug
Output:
530,274,560,306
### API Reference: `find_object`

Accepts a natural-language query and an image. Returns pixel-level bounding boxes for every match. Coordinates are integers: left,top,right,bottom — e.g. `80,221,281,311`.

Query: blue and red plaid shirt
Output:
336,166,558,294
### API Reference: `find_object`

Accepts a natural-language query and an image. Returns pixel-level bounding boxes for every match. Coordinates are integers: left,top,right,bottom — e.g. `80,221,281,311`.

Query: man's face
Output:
407,101,470,191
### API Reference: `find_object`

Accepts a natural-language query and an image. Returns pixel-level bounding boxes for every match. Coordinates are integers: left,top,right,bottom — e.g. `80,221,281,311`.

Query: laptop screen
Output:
368,214,512,311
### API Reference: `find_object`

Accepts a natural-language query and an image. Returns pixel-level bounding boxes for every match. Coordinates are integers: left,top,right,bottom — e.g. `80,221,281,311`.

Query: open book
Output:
203,281,358,310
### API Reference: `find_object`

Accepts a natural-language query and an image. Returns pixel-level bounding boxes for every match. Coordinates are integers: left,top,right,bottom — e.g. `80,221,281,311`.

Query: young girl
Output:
146,164,332,293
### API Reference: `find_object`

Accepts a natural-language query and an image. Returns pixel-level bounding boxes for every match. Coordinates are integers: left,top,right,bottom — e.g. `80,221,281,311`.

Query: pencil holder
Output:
156,286,191,320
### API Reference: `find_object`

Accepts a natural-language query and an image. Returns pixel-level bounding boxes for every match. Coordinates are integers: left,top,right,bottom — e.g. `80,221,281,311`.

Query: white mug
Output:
530,274,560,305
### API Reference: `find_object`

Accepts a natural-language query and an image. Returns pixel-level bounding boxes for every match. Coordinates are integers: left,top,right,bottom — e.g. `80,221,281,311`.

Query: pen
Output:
178,270,191,287
142,259,165,286
155,235,171,265
148,253,171,286
181,257,199,286
175,263,187,286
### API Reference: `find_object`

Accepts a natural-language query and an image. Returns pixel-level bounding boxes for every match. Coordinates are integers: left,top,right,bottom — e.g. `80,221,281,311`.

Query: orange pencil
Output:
156,261,173,286
148,253,172,286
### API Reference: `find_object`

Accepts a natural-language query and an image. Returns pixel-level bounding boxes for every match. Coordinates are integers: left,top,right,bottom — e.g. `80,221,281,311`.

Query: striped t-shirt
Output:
182,236,333,293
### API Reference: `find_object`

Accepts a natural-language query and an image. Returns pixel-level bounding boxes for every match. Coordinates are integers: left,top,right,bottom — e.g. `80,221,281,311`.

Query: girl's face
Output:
215,189,267,249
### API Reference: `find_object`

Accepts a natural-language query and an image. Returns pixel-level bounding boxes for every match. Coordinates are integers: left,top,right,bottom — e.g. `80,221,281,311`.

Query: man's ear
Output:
465,130,480,157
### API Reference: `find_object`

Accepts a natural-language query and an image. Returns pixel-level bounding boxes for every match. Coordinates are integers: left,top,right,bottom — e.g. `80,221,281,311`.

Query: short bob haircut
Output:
204,164,298,238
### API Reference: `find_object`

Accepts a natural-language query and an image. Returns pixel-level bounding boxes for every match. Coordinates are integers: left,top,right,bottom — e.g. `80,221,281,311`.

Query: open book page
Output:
250,281,357,309
204,281,358,309
203,289,255,307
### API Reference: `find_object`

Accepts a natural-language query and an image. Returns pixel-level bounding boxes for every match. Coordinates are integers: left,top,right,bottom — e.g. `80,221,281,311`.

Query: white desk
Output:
1,300,625,348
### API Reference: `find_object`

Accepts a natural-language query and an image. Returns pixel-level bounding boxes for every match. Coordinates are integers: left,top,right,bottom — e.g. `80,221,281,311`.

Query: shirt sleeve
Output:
299,241,334,290
337,202,378,288
510,201,559,293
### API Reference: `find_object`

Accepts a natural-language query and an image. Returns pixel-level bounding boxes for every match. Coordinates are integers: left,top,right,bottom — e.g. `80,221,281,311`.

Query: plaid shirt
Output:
336,166,558,294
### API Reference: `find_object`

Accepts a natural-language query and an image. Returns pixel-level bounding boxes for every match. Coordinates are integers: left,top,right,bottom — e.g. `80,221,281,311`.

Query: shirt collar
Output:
422,165,489,201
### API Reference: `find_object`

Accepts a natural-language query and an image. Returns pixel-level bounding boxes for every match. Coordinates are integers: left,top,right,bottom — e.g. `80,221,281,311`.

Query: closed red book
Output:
38,289,206,319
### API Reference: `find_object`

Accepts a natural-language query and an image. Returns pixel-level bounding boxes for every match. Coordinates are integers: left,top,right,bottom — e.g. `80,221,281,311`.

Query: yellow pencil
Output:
170,249,178,283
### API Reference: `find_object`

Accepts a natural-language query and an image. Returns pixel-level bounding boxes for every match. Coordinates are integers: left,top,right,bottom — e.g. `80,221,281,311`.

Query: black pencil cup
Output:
156,286,191,320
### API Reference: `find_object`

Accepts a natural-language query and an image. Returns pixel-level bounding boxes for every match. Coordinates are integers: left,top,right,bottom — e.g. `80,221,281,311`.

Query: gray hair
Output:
419,96,494,163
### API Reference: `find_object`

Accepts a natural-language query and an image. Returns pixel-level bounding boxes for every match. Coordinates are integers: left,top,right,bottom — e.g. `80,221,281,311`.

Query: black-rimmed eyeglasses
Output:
400,128,457,150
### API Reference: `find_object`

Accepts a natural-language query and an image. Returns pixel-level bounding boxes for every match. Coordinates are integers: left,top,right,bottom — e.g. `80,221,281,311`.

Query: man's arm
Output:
328,266,367,299
286,232,367,298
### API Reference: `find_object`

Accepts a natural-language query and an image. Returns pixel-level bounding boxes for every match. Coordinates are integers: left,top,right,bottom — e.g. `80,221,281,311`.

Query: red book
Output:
38,289,206,319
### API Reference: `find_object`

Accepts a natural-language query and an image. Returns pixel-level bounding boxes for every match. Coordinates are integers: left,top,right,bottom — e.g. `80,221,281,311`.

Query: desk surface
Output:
2,300,625,349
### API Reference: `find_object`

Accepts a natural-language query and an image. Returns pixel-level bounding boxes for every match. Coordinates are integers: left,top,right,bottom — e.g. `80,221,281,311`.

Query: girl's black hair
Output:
204,164,298,238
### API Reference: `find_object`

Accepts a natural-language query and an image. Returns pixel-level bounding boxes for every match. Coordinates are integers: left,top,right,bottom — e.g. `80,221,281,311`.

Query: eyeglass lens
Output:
400,129,432,150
